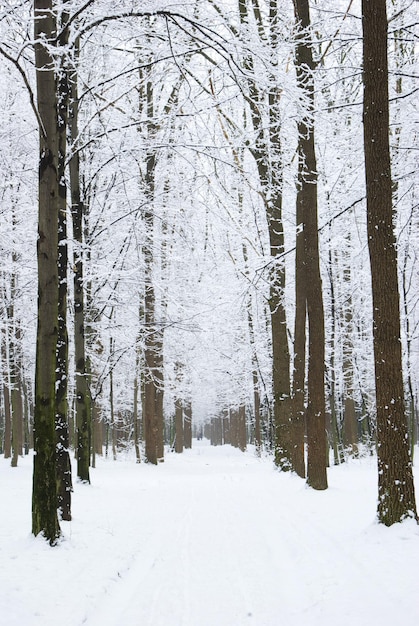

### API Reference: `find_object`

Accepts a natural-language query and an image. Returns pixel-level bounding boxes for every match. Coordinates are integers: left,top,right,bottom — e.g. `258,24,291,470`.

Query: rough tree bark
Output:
362,0,417,525
32,0,61,543
292,162,307,478
293,0,327,490
55,3,72,519
142,68,163,464
69,37,91,483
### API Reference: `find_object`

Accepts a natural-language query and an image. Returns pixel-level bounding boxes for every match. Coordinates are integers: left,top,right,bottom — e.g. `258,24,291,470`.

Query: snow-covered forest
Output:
1,0,418,622
0,0,418,566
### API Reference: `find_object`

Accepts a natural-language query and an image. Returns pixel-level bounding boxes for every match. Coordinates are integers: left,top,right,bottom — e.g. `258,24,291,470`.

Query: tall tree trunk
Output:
326,238,343,465
0,271,12,459
55,6,72,519
342,248,358,457
143,218,159,463
292,166,307,477
9,206,23,468
294,0,327,490
69,38,91,483
133,346,141,462
268,3,292,471
10,378,23,468
362,0,417,525
11,322,23,467
240,242,262,455
1,291,12,458
142,74,162,464
22,376,32,454
32,0,61,543
110,335,117,461
3,380,11,459
154,337,165,461
239,0,292,469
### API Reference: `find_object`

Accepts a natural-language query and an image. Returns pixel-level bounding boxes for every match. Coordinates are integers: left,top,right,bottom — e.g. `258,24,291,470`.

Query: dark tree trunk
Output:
362,0,417,525
143,200,159,464
267,4,292,471
292,170,307,478
32,0,61,543
1,273,11,458
69,38,91,483
3,384,11,459
133,349,141,463
142,73,164,464
55,5,72,519
294,0,327,490
11,377,23,468
10,326,23,468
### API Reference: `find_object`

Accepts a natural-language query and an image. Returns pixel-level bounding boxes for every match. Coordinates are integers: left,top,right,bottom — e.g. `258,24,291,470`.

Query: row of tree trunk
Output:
18,0,415,543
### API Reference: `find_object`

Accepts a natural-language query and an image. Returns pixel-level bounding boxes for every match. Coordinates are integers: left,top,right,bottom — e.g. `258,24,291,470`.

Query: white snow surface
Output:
1,440,418,626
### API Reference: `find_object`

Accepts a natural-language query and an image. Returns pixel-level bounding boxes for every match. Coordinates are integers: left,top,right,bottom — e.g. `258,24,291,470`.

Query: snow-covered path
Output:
1,441,418,626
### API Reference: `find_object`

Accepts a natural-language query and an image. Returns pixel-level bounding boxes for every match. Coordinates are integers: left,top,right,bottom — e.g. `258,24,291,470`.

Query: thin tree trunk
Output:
133,350,141,462
142,72,162,465
1,292,12,458
0,271,12,459
294,0,327,490
69,37,91,483
55,6,72,518
239,0,292,469
9,210,23,467
11,381,23,468
243,245,262,456
143,229,159,464
268,3,292,471
292,168,307,477
341,241,358,457
10,321,23,467
154,339,165,461
253,370,261,456
326,239,343,465
110,336,117,461
3,380,11,459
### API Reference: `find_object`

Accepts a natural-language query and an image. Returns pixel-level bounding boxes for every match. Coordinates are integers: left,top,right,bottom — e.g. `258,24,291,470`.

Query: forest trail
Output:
1,441,418,626
79,442,417,626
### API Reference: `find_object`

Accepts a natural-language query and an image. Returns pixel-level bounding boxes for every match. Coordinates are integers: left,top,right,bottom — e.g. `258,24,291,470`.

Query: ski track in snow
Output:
1,440,418,626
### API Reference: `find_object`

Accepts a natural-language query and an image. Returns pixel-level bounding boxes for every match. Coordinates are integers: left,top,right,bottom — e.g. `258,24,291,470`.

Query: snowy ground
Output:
1,440,418,626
